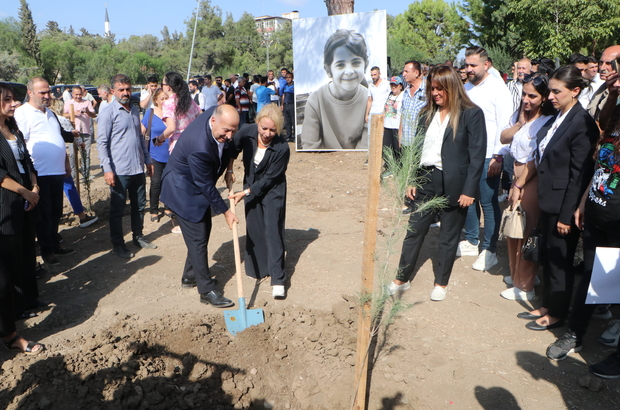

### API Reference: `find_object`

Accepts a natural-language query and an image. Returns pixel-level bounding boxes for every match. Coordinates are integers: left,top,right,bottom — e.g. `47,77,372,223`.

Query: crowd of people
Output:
2,44,620,382
384,45,620,379
0,68,293,355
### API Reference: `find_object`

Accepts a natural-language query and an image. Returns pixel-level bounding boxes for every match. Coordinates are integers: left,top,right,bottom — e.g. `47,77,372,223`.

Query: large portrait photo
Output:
293,11,387,151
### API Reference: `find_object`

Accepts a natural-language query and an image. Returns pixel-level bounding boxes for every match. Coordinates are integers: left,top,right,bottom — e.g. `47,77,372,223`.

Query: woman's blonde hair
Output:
255,103,284,135
152,88,166,107
421,65,476,139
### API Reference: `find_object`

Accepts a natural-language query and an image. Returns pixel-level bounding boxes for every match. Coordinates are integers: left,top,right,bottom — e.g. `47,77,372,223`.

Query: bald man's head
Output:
600,45,620,80
517,58,532,81
210,105,239,143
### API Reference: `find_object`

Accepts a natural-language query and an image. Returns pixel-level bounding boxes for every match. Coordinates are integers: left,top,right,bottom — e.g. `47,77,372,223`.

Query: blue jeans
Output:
464,158,501,253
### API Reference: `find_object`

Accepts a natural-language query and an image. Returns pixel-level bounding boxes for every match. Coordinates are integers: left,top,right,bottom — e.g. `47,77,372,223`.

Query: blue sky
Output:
2,0,416,39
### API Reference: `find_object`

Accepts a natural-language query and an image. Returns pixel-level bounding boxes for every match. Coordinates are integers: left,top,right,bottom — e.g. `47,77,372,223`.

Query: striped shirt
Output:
507,80,522,114
400,80,427,146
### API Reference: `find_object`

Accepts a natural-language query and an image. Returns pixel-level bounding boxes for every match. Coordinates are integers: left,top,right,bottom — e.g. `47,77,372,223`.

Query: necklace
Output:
259,135,271,148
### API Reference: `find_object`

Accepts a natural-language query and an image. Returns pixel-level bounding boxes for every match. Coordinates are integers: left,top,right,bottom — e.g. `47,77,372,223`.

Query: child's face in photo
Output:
327,45,365,99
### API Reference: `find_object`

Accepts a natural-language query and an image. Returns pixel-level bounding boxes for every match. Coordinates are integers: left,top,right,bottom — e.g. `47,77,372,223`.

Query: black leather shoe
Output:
182,278,217,288
53,246,75,256
42,253,59,266
526,319,565,331
133,236,158,249
112,245,134,259
517,311,543,320
200,290,234,308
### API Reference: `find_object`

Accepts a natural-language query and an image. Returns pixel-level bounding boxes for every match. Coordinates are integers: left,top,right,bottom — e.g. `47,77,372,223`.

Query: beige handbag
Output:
499,201,526,240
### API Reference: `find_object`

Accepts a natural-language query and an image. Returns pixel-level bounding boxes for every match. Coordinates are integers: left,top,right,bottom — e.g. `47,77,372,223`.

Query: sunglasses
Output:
523,74,548,87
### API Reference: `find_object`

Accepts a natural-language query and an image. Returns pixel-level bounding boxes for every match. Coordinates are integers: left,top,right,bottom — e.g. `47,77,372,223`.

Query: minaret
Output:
104,4,111,37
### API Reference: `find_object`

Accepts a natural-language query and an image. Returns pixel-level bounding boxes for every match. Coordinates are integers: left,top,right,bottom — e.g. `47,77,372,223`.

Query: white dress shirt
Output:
420,111,450,170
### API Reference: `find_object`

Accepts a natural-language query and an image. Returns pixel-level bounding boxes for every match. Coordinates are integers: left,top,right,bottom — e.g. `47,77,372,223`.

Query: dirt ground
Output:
1,144,620,410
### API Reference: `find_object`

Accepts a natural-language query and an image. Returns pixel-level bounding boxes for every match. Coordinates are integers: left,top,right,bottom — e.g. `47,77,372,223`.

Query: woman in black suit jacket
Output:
520,66,599,331
228,104,291,299
388,65,487,301
0,83,44,354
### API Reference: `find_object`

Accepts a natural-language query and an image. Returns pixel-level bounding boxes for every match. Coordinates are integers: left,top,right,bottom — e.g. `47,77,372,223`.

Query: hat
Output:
389,76,403,85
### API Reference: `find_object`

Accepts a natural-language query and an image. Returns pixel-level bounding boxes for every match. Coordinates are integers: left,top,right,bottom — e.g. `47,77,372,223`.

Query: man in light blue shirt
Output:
98,74,156,258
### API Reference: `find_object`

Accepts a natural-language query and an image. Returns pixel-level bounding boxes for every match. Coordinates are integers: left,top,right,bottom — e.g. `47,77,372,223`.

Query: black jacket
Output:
536,103,598,224
0,128,37,235
416,106,487,206
231,123,290,201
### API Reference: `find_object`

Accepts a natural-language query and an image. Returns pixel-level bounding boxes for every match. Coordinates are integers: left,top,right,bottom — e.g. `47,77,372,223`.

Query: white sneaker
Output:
472,250,498,271
456,240,479,257
500,287,535,301
430,222,441,228
430,285,447,301
272,285,286,299
504,275,540,286
387,281,411,296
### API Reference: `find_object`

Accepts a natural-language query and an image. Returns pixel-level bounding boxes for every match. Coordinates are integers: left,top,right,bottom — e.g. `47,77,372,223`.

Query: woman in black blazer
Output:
520,66,599,331
388,65,487,301
228,104,291,299
0,83,44,354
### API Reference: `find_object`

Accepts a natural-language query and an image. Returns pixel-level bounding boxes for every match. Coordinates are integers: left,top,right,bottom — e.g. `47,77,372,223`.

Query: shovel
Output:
224,194,265,336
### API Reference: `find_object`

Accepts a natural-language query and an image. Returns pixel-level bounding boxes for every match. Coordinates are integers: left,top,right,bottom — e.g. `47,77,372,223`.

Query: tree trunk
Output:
325,0,354,16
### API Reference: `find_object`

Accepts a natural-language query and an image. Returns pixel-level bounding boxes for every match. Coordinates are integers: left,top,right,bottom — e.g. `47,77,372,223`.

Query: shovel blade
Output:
224,297,265,337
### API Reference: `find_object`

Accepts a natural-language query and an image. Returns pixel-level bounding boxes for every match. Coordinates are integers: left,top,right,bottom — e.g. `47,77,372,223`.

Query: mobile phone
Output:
612,59,619,73
152,137,159,145
24,200,29,210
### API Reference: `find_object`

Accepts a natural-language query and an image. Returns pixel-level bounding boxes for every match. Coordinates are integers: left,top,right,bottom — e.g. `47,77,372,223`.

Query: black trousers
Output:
109,173,146,246
540,211,580,318
383,127,400,163
244,189,287,286
36,174,64,255
0,214,39,334
396,167,468,286
569,221,620,340
283,103,295,140
149,159,168,214
176,210,217,294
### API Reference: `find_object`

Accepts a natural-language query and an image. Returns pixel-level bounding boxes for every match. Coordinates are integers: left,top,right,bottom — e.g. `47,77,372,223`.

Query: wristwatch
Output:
244,189,250,196
492,154,503,162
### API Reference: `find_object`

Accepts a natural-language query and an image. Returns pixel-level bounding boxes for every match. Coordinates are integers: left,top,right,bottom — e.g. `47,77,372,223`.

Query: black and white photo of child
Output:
300,29,369,150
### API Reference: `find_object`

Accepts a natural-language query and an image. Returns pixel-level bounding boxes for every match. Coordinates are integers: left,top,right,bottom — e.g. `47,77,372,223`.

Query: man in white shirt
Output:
189,80,206,111
459,46,513,271
15,77,75,266
200,75,223,112
365,66,391,124
487,57,504,81
267,70,279,105
140,76,159,110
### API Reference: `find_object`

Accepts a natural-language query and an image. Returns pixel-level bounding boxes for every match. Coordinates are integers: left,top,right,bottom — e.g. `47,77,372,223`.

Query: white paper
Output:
586,247,620,304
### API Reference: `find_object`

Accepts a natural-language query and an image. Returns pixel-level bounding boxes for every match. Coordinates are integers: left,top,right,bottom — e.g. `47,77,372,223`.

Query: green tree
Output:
460,0,522,58
509,0,620,59
0,18,21,54
389,0,470,64
18,0,41,66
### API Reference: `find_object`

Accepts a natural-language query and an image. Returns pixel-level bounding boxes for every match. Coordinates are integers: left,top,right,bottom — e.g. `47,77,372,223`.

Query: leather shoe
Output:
181,278,218,288
517,311,543,320
133,236,157,249
526,319,565,331
200,291,234,308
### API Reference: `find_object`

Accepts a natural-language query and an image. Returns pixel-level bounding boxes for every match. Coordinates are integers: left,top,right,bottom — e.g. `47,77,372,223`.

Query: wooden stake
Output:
353,115,384,410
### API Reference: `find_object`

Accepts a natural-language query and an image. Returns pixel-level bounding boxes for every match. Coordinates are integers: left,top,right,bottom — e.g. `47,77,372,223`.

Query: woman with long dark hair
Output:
519,66,599,331
0,83,44,355
498,73,555,301
154,71,201,153
387,65,487,301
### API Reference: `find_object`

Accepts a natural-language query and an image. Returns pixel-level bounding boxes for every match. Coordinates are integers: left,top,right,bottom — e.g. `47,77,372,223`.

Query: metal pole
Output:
266,41,270,72
187,0,201,82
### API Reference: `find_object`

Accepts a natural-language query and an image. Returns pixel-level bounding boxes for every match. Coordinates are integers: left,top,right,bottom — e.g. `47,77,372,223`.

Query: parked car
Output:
0,81,27,103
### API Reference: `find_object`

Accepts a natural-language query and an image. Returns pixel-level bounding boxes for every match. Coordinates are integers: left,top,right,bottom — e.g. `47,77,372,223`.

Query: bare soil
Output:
1,146,619,410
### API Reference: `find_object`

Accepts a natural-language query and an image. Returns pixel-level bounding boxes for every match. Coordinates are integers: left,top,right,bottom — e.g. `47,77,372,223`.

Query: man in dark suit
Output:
160,105,239,307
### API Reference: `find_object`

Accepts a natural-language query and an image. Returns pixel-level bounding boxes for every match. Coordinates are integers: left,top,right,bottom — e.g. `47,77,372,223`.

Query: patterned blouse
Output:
162,93,202,153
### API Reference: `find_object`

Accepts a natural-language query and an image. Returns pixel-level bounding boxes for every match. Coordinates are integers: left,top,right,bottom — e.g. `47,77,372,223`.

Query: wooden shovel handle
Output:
229,193,244,299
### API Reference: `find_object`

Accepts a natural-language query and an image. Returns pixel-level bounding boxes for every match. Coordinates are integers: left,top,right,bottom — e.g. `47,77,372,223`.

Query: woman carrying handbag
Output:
498,73,554,301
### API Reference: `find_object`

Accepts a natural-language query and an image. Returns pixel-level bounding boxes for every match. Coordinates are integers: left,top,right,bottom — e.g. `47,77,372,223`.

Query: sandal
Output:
3,334,45,355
